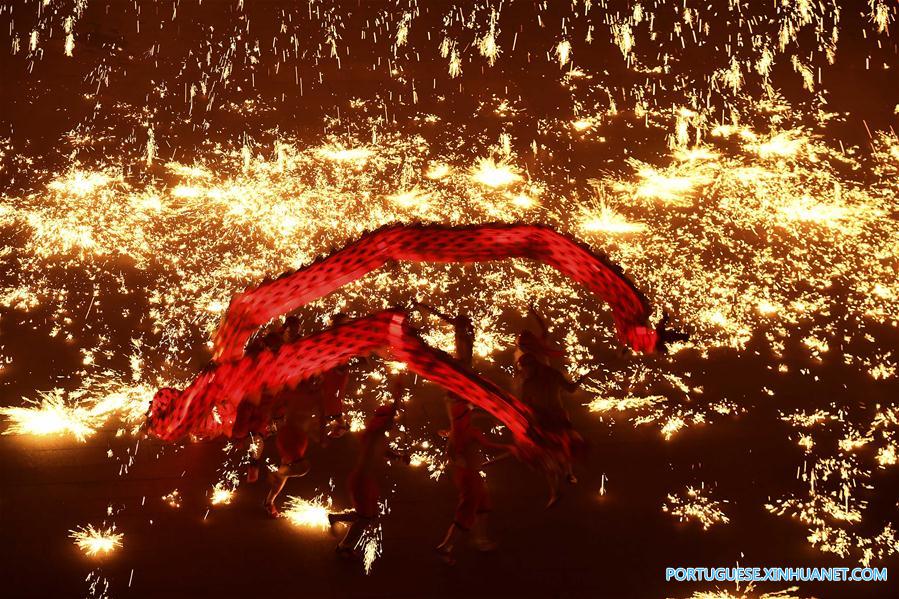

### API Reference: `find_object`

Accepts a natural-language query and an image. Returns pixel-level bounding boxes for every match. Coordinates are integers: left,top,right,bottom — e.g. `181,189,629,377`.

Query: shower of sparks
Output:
767,402,899,564
0,394,95,440
358,524,383,575
70,525,124,557
663,486,730,531
283,494,333,531
210,483,235,506
0,383,154,441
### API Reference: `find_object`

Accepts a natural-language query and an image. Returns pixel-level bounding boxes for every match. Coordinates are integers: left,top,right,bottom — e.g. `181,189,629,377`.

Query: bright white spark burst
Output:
210,483,235,506
282,494,333,530
70,525,123,557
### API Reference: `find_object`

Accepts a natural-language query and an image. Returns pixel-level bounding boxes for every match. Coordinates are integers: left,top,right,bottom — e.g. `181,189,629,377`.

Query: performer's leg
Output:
264,425,310,516
436,522,464,565
337,516,370,557
566,428,584,484
263,471,288,517
438,469,479,563
319,363,350,441
327,510,358,538
263,457,310,517
328,510,358,523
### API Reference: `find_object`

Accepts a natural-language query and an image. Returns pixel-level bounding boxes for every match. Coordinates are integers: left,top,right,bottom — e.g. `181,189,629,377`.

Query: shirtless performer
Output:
328,383,408,558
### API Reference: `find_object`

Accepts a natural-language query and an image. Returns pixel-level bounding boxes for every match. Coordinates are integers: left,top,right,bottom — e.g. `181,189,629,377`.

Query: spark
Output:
555,40,571,67
779,198,849,226
1,393,95,441
664,486,730,530
571,119,592,131
628,163,711,205
162,490,182,508
387,188,431,211
579,204,646,234
0,384,156,441
425,163,451,179
478,10,500,66
586,395,665,413
661,416,686,440
317,145,373,164
210,483,234,506
877,444,897,467
470,157,521,188
48,170,114,196
70,525,123,557
283,494,333,530
755,131,806,158
358,524,383,575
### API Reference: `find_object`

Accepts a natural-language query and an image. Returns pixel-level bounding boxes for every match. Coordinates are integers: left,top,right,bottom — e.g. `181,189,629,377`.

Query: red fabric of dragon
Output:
212,223,659,362
148,223,663,468
149,310,566,464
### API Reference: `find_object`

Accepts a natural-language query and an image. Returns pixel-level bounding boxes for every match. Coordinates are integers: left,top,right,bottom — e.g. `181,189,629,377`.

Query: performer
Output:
319,312,352,441
149,309,581,477
242,316,303,483
516,352,596,506
233,398,272,484
435,401,512,565
235,336,274,485
328,383,408,558
515,305,564,366
414,301,475,367
263,376,322,517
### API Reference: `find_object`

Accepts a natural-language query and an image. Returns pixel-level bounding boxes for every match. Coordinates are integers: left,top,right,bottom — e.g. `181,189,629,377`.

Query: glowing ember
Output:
162,490,182,509
425,163,451,180
317,145,373,164
387,188,432,211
